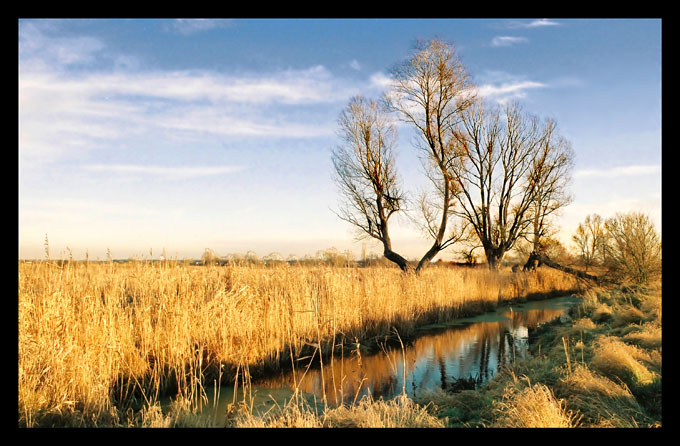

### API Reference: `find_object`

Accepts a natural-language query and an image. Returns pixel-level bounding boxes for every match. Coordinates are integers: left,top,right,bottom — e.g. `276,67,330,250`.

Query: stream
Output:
161,295,581,423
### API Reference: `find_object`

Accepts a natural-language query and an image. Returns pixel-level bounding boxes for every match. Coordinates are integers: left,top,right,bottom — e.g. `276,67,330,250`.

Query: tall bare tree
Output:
332,96,411,271
385,38,475,271
448,101,573,269
332,38,573,273
526,119,574,252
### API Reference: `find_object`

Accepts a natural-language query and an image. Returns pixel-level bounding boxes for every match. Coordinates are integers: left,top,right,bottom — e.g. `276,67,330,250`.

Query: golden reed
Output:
18,260,579,426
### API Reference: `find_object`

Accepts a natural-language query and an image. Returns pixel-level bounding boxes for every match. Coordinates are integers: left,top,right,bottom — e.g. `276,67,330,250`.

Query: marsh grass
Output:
493,377,582,428
590,337,659,388
18,261,579,427
230,394,445,428
557,365,650,428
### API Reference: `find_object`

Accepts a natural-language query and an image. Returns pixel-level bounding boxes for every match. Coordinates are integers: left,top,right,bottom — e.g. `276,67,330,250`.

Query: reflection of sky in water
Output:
266,296,579,405
165,296,580,419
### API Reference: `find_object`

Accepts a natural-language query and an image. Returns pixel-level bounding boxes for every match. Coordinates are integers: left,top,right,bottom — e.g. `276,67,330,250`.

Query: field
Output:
18,260,581,427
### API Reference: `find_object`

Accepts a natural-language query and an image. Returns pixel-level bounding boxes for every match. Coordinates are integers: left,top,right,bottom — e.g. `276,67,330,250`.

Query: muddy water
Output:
164,295,581,422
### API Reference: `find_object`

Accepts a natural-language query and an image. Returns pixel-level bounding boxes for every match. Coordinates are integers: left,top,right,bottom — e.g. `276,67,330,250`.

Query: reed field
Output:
18,260,580,427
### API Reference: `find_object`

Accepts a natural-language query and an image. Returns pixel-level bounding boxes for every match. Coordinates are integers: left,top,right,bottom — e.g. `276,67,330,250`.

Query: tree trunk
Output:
415,244,440,273
485,247,505,271
384,247,412,273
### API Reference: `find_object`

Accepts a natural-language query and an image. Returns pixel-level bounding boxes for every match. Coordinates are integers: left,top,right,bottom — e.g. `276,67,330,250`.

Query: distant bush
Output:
604,212,661,284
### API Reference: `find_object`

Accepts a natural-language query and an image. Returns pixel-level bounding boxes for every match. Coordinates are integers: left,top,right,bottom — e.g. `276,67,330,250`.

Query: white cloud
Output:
491,36,528,47
19,20,106,70
83,164,246,179
22,66,342,105
470,70,552,104
169,19,234,35
574,164,661,179
369,71,394,89
349,59,362,71
19,62,345,167
19,22,355,170
526,19,561,28
474,80,546,104
504,19,561,29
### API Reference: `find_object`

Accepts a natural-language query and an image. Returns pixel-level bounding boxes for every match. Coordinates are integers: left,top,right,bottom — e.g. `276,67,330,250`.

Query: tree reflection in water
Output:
253,298,578,406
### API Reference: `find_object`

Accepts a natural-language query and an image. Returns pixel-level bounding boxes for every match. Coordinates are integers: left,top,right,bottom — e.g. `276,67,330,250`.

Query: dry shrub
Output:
493,377,581,428
639,289,662,321
232,394,444,428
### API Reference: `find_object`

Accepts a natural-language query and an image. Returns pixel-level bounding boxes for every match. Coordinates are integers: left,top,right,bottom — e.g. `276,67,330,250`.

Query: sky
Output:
18,18,662,261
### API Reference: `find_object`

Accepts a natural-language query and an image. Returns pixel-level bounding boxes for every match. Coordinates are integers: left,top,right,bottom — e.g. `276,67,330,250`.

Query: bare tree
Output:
572,214,606,272
526,120,574,252
332,38,573,274
448,101,573,269
385,38,475,271
332,96,411,271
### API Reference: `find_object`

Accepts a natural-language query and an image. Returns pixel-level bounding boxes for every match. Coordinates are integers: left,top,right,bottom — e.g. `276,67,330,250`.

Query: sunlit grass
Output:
18,260,579,427
493,377,582,428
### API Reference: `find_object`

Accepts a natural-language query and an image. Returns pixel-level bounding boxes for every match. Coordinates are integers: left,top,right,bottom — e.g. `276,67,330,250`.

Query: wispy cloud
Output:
490,36,528,47
504,19,561,29
574,164,661,179
83,164,246,179
168,19,234,35
472,71,545,104
19,20,107,70
20,67,342,167
476,80,546,98
368,71,393,89
19,24,354,168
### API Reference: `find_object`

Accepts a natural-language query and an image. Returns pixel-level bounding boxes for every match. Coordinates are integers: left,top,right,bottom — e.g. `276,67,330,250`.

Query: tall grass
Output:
493,377,582,428
18,260,579,427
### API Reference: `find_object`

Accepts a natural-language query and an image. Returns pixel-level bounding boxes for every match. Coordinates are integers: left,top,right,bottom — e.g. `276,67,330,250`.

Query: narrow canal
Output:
163,295,581,422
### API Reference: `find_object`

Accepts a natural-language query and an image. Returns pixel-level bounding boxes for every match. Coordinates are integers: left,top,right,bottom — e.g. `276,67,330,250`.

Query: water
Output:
162,295,581,422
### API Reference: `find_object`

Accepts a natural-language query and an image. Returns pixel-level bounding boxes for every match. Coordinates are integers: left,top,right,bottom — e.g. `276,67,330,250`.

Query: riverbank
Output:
415,281,662,427
19,261,580,427
201,282,661,428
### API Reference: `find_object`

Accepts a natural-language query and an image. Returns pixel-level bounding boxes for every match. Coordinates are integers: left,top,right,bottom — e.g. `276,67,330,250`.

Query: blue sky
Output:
18,18,662,261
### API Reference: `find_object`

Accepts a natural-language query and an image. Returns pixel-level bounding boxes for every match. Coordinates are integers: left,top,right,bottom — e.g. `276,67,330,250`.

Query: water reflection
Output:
253,296,578,406
163,296,579,419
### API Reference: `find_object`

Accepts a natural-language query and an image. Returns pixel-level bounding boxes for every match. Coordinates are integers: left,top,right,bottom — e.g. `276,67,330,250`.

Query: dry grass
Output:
558,365,649,427
493,377,581,428
322,394,445,428
232,394,445,428
590,336,658,388
622,322,662,351
18,260,578,427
